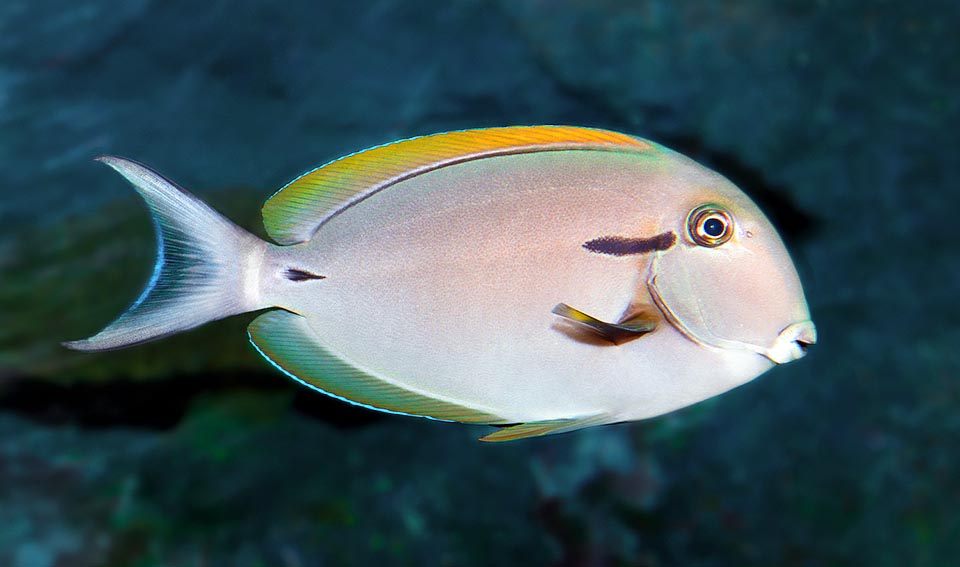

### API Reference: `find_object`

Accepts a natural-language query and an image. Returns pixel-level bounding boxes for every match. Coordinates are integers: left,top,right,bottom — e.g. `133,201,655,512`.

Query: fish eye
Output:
687,205,733,247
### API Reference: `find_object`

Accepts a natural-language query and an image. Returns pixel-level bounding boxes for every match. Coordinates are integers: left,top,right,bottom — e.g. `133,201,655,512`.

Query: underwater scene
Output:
1,1,957,565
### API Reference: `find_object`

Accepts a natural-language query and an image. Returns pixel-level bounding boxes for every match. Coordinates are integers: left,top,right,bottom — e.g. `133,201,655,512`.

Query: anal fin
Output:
248,310,503,424
479,413,611,442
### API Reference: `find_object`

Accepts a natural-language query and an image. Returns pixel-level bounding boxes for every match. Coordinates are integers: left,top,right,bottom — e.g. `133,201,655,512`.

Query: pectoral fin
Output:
479,413,611,442
552,303,656,344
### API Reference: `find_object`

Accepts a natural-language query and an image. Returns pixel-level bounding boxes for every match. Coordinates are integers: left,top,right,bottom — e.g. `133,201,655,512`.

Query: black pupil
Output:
703,217,725,237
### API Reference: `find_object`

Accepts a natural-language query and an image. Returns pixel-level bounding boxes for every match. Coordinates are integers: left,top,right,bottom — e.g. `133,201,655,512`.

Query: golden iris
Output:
687,205,733,247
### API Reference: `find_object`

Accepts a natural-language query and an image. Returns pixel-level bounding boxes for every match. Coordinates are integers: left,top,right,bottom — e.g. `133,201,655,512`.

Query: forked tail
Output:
64,157,268,351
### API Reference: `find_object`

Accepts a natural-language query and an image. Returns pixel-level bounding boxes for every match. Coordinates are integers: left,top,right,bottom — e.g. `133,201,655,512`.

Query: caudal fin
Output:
64,156,267,352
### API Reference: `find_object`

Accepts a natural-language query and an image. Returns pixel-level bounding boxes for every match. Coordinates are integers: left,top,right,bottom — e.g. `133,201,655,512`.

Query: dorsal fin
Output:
262,126,653,244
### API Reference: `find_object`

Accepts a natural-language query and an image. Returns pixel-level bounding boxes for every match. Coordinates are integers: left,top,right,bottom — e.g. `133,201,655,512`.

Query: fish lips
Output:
766,320,817,364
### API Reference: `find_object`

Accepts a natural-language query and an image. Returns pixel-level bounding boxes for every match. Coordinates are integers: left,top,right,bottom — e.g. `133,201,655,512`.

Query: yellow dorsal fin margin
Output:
262,126,653,244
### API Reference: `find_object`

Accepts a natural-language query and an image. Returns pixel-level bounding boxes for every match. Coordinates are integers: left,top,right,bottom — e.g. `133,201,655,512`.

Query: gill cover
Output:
647,210,811,362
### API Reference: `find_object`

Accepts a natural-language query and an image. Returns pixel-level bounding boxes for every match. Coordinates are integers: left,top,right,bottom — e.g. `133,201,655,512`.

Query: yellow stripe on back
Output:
261,126,653,244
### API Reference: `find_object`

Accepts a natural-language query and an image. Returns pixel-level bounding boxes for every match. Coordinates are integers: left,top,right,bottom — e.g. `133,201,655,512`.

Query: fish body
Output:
65,127,815,441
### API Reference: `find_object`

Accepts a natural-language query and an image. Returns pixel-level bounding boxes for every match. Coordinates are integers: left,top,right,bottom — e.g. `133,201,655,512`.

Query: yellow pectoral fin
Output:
248,309,503,424
479,414,612,442
552,303,656,345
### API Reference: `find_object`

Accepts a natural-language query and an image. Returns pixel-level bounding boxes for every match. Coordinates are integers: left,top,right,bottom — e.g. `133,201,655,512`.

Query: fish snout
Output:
765,320,817,364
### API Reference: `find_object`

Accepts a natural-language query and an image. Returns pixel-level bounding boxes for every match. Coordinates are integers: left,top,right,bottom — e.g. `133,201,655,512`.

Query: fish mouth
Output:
764,320,817,364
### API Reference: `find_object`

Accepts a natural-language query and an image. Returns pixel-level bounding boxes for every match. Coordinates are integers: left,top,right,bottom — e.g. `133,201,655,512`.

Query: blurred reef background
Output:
1,1,958,565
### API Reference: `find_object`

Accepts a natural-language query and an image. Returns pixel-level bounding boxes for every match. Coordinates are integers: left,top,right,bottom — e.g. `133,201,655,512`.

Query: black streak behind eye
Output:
583,231,677,256
285,268,326,282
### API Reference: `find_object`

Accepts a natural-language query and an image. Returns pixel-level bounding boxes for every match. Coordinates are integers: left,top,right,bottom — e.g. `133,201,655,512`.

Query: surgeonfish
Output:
64,126,816,441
